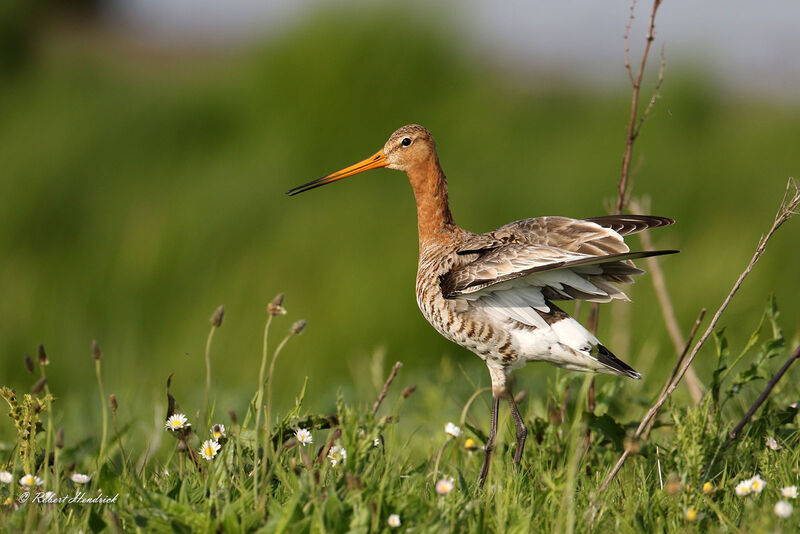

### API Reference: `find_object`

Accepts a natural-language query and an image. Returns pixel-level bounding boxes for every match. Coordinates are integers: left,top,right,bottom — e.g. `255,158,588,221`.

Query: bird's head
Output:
287,124,436,196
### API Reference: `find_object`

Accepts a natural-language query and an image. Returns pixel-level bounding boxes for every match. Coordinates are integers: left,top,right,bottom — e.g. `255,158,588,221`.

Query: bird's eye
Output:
401,137,412,147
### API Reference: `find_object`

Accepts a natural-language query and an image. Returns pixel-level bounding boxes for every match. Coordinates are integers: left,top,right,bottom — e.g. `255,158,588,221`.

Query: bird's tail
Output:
539,302,641,379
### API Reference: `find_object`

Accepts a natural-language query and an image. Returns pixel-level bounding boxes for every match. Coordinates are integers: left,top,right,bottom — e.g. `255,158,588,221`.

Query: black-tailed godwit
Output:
288,124,677,487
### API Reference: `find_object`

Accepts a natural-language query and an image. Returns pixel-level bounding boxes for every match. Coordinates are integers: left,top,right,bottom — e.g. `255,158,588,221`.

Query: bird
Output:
287,124,677,488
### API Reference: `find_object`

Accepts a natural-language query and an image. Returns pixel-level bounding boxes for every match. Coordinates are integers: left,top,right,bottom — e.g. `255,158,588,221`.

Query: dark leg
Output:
477,395,500,489
507,393,528,465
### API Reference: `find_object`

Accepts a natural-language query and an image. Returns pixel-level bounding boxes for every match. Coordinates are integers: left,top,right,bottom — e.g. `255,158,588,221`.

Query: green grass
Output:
1,295,799,532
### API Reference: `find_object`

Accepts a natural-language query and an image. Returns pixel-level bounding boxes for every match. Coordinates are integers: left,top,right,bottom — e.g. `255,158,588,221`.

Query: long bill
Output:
286,150,388,196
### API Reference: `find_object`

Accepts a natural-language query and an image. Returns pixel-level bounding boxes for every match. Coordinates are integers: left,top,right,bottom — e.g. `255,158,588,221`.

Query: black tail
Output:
593,343,642,379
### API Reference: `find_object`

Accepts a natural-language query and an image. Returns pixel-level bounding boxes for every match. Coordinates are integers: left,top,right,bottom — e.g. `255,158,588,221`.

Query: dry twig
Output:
631,198,704,403
728,343,800,443
598,178,800,493
616,0,664,214
372,361,403,416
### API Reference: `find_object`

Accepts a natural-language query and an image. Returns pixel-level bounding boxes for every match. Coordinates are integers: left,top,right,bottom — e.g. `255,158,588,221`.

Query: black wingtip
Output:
594,343,641,379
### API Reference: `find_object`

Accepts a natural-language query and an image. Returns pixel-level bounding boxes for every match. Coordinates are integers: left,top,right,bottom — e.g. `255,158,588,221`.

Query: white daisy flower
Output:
387,513,401,527
766,436,782,450
199,439,221,461
70,473,91,484
373,437,381,447
749,475,766,493
165,413,190,432
19,474,43,488
735,480,752,497
327,446,347,467
211,424,226,440
781,486,798,499
295,428,312,447
444,422,461,439
775,500,793,518
0,471,12,484
435,477,455,495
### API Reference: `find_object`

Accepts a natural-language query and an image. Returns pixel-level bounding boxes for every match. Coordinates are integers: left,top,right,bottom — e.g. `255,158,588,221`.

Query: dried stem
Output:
631,198,704,403
372,361,403,416
253,313,273,504
633,47,666,139
616,0,663,214
623,0,637,86
95,358,108,470
727,343,800,443
598,178,800,493
642,308,706,441
204,324,218,423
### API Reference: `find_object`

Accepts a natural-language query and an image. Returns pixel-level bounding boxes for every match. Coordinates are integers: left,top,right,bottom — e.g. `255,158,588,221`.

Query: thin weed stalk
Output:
93,342,108,470
261,320,306,501
253,313,272,504
254,293,284,505
205,306,224,422
37,345,54,489
110,395,128,477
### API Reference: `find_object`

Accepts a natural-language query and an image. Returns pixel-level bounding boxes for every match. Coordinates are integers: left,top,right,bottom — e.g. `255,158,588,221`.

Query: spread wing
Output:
456,215,674,255
442,215,677,305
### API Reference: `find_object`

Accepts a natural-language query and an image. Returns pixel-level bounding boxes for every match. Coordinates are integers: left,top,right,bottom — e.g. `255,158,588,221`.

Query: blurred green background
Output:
1,4,799,443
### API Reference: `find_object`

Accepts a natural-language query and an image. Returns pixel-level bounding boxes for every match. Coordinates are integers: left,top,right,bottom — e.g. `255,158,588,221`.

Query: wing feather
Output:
442,246,677,299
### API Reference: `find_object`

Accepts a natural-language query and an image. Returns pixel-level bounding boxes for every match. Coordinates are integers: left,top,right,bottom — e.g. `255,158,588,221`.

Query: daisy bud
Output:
55,428,64,449
402,385,417,399
514,390,527,404
24,354,34,374
267,293,286,316
32,376,47,395
92,340,102,361
291,320,307,335
177,440,186,453
37,344,49,366
210,305,225,327
109,394,118,414
227,408,238,425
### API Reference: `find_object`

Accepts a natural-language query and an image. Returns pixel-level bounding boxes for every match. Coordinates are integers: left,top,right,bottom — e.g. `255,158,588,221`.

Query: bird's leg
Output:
506,390,528,466
477,395,500,489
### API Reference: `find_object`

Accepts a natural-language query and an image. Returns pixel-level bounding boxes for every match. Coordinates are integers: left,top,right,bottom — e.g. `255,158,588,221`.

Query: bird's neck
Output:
407,155,457,249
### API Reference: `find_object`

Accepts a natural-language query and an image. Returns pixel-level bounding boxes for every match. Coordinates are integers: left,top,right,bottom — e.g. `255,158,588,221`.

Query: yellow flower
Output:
464,438,478,451
684,507,698,522
702,482,713,495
